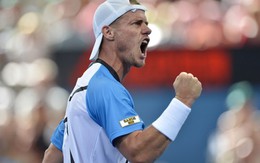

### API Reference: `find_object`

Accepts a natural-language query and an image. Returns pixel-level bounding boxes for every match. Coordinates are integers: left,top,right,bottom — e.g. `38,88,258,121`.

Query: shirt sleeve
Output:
87,80,144,144
50,120,65,151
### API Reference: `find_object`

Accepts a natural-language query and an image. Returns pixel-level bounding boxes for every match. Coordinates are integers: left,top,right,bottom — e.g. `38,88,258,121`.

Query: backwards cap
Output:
89,0,147,61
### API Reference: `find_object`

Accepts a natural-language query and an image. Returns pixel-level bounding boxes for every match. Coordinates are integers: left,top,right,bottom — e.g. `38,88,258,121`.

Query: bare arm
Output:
115,126,170,163
115,72,202,163
42,143,63,163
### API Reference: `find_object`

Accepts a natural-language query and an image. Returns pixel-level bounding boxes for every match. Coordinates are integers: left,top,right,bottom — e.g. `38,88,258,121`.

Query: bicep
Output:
114,126,171,163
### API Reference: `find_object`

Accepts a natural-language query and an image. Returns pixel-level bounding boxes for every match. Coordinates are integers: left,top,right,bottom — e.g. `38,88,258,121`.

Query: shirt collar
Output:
94,58,120,82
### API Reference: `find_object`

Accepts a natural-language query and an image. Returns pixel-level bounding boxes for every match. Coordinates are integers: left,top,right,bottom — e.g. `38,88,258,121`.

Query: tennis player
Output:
43,0,202,162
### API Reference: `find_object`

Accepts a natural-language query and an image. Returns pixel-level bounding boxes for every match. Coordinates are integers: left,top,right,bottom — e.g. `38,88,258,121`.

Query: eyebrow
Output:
129,0,140,5
135,19,149,25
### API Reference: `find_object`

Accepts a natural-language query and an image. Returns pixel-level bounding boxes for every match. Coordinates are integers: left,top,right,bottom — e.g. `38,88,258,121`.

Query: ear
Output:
102,26,114,41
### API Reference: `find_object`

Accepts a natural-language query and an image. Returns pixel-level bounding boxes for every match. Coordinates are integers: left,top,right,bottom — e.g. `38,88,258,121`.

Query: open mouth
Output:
140,38,149,54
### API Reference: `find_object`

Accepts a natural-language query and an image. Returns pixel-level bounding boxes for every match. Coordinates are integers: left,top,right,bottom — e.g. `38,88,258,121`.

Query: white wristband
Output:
152,98,191,141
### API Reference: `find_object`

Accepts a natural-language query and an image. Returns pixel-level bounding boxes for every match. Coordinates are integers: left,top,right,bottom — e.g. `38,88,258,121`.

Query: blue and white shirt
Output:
57,59,144,163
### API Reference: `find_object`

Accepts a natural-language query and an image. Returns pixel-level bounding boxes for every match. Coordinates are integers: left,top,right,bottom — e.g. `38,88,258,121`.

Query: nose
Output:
143,24,152,35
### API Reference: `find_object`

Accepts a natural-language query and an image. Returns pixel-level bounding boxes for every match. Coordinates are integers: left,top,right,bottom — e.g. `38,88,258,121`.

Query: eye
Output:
133,20,142,26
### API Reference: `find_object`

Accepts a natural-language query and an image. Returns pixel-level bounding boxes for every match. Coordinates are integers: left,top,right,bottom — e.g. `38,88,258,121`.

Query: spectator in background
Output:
207,81,260,163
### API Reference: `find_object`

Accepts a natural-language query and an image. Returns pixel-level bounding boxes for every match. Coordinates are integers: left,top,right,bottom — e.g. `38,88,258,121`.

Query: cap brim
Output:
89,33,103,61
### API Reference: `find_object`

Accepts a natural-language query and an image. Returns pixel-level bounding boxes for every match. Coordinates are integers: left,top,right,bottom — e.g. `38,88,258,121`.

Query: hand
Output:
173,72,202,108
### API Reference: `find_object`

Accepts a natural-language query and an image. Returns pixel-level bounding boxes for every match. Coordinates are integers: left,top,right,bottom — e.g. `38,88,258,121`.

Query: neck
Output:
98,53,130,82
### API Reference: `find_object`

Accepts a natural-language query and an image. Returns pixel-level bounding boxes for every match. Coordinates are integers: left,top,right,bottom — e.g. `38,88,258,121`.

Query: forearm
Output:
116,126,171,163
42,143,63,163
116,98,191,162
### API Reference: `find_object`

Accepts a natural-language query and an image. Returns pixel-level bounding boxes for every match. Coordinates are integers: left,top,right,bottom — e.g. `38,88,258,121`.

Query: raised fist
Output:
173,72,202,108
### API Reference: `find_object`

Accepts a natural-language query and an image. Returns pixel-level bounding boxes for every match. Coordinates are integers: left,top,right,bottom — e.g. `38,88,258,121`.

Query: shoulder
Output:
88,67,127,95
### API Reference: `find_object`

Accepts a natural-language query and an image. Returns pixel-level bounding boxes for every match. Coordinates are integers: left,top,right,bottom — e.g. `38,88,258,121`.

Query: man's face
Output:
111,10,152,68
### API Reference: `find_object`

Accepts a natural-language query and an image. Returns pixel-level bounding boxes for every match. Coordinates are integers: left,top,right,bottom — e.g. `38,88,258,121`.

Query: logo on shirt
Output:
120,116,141,127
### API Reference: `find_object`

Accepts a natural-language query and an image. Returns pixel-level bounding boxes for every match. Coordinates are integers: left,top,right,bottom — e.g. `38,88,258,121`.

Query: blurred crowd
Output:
0,0,260,162
207,81,260,163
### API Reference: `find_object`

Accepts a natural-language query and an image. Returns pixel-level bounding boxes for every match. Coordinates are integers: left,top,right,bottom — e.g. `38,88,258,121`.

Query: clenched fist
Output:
173,72,202,108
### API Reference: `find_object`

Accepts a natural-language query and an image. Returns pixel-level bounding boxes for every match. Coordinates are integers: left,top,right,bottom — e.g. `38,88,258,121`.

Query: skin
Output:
42,143,62,163
42,9,202,163
99,10,151,81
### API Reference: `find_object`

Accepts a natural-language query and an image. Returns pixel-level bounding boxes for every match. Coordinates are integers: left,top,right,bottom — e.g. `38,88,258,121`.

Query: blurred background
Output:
0,0,260,162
